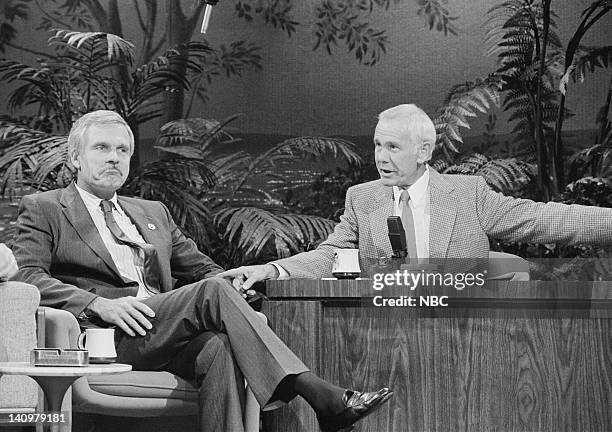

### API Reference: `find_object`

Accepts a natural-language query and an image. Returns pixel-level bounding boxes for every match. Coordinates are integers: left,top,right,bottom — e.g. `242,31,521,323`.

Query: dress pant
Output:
114,276,309,431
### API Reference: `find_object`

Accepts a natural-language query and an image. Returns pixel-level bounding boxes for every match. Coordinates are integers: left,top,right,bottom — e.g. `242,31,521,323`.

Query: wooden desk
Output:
262,280,612,432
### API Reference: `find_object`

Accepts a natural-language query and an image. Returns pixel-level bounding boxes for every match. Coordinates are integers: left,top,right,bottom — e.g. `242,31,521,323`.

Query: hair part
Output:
67,110,134,164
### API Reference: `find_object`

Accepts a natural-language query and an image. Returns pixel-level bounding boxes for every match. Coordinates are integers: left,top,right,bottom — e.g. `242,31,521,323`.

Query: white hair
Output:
67,110,134,163
377,104,437,149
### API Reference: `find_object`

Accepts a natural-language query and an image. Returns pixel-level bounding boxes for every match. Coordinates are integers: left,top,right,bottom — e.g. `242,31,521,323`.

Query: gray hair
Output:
377,104,437,149
67,110,134,163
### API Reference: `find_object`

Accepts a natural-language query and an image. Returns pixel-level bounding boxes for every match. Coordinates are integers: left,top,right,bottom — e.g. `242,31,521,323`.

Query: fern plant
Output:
432,74,504,162
484,0,567,200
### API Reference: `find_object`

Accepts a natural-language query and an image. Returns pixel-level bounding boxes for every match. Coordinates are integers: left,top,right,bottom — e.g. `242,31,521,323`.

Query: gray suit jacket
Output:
275,169,612,278
13,183,222,317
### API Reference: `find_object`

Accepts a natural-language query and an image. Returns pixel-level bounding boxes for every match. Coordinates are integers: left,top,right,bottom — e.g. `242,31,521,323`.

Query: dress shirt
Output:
75,184,151,299
272,165,432,278
392,165,431,258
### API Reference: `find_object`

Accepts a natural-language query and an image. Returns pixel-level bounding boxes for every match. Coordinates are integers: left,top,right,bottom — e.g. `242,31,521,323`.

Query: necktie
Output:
100,200,161,295
400,190,418,259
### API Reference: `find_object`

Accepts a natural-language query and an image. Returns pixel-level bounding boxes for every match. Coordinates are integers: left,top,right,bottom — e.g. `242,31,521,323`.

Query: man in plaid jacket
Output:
220,104,612,286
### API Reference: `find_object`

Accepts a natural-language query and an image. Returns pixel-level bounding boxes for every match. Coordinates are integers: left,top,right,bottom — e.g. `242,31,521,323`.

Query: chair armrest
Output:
38,307,81,349
0,282,40,409
38,306,96,414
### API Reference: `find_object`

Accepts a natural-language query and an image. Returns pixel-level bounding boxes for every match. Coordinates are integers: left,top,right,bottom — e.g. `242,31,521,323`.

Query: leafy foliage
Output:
0,0,29,53
433,153,536,194
560,45,612,94
567,136,612,182
138,115,363,265
0,122,72,197
433,75,504,160
484,0,565,146
184,41,262,114
560,176,612,207
235,0,299,36
313,0,396,66
122,157,217,246
416,0,459,35
215,207,336,259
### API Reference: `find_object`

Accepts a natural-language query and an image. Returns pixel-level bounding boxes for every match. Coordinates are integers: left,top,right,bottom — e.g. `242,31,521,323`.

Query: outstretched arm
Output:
476,176,612,245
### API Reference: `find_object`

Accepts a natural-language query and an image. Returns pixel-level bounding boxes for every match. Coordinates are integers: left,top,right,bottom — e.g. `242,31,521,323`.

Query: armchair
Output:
0,281,40,414
488,251,530,280
40,307,261,432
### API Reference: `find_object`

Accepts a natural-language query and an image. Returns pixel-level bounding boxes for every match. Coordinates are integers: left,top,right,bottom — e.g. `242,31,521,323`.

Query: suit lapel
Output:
60,184,123,278
117,198,165,253
368,183,394,257
428,170,457,259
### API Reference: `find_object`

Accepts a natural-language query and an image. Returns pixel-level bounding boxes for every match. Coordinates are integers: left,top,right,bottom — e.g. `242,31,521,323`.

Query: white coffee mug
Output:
77,328,117,363
332,249,361,279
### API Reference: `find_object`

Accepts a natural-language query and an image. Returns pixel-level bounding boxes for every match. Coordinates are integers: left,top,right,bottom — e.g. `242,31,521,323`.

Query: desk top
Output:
265,280,612,318
0,362,131,377
266,280,612,300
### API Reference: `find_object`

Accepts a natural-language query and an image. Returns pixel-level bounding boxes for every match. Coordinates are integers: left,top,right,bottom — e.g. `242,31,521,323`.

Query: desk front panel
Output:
262,281,612,432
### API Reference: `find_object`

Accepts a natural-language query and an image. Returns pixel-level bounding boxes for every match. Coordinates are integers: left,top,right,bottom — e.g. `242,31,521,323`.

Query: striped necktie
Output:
100,200,161,295
400,190,418,259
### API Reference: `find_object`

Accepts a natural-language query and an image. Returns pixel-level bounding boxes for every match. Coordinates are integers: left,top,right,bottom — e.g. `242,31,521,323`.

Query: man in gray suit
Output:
13,110,392,432
220,104,612,288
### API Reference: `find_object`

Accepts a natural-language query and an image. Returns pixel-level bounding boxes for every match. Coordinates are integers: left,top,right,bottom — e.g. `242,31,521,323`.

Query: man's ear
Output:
70,152,80,170
417,141,432,164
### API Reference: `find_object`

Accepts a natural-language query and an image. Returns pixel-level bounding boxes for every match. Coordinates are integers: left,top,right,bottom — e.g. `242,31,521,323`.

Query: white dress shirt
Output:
273,165,432,278
75,184,151,299
392,165,431,259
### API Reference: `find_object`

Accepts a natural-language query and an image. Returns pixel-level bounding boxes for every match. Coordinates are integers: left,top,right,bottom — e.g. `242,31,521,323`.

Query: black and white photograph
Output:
0,1,611,431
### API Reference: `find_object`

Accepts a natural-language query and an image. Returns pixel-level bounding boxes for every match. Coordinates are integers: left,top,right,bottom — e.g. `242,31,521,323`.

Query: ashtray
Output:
31,348,89,367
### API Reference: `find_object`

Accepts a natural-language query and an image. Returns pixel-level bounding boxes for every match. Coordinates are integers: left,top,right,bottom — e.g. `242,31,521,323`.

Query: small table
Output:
0,361,131,431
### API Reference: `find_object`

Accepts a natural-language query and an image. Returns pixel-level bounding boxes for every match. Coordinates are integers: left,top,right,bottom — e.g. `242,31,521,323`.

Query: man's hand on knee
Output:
218,264,279,291
86,296,155,337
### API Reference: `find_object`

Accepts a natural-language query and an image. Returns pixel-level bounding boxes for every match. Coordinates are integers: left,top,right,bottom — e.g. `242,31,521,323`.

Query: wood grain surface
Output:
262,281,612,432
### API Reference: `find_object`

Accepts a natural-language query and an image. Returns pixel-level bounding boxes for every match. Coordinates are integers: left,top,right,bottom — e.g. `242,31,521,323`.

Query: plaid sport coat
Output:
274,168,612,278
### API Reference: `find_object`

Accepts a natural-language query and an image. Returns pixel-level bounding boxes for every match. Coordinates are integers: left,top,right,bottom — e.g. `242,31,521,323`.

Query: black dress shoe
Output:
317,387,393,432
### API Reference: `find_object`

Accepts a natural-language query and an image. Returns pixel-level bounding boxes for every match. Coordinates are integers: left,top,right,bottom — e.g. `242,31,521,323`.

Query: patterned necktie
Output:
100,200,161,295
400,190,418,259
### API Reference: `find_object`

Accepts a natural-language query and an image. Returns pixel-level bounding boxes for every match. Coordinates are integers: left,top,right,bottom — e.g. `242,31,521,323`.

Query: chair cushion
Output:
87,371,198,401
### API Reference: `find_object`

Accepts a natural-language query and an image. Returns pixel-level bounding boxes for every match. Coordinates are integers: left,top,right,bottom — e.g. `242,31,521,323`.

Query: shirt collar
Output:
74,183,123,215
393,164,430,208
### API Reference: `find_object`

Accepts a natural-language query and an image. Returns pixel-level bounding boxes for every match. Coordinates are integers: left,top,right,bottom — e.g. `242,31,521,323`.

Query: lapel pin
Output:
147,223,156,230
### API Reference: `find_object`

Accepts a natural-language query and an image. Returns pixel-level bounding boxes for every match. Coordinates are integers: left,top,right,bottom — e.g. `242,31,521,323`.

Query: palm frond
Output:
122,158,218,247
156,115,241,152
232,136,362,193
0,123,71,197
205,151,253,189
215,206,336,259
125,157,217,196
50,29,135,64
